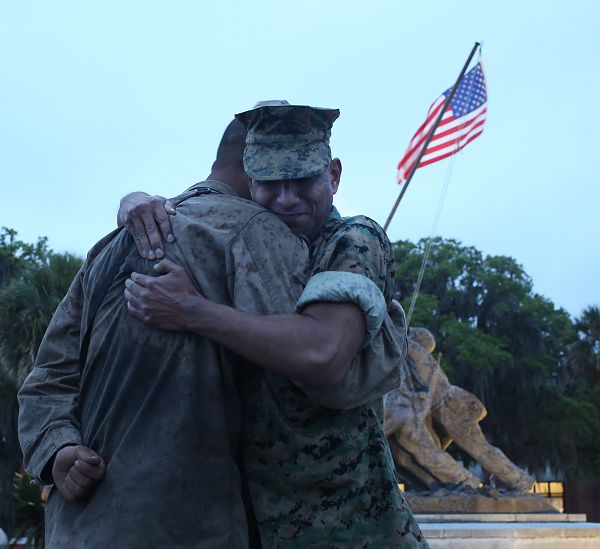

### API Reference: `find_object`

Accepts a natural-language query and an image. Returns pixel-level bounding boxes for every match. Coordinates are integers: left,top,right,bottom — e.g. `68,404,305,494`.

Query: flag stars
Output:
396,59,487,184
448,63,487,116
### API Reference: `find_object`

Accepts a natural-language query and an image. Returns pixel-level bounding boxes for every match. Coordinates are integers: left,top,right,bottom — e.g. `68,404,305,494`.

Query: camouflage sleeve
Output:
226,211,309,314
295,271,386,347
18,270,85,483
311,216,396,303
17,229,122,483
292,302,406,410
298,216,403,409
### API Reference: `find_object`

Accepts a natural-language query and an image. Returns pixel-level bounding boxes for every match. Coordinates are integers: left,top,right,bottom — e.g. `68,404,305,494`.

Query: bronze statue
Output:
384,326,534,493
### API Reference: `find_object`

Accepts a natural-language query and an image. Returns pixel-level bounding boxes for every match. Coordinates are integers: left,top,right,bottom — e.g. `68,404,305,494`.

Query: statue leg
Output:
390,393,481,490
395,426,481,490
434,389,534,492
386,435,440,489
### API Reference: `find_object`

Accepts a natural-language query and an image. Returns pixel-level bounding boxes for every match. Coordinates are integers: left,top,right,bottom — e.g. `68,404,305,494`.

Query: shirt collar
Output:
328,205,342,222
186,180,239,197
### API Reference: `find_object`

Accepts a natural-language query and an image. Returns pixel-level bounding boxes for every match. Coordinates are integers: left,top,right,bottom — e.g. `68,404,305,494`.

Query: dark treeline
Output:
0,228,82,536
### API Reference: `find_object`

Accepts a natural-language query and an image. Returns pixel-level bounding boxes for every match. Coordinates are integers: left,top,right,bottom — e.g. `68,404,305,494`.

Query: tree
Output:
392,237,598,481
0,251,82,384
559,306,600,520
562,306,600,388
0,228,82,536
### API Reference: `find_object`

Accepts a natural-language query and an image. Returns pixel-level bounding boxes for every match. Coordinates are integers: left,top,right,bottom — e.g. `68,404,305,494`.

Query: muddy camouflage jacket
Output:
18,181,309,549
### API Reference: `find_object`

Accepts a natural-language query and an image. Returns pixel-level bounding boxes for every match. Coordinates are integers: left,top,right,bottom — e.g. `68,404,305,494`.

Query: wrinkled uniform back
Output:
20,183,308,548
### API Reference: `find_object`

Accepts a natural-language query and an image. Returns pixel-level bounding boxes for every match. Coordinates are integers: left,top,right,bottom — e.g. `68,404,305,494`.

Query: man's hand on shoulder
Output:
52,445,106,502
117,192,177,260
124,259,209,332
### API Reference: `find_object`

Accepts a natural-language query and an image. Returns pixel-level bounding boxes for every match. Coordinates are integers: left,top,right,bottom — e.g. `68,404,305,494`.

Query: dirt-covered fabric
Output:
18,181,309,548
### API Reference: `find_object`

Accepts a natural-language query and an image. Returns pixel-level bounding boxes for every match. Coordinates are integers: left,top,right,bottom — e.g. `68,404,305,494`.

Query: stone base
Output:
416,513,600,549
405,491,559,514
417,513,587,523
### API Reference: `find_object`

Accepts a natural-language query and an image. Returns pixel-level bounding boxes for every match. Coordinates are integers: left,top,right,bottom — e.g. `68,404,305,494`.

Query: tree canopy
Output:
393,237,599,480
0,228,82,388
0,227,82,534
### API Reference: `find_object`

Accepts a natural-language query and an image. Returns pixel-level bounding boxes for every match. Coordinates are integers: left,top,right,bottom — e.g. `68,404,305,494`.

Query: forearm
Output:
184,298,363,386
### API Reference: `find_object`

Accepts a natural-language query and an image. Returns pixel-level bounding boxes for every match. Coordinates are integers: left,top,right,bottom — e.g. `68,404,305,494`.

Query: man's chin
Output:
286,223,307,235
277,214,306,228
280,219,311,239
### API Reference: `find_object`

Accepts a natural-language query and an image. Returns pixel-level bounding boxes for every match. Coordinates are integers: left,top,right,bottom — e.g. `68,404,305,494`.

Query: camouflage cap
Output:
253,99,290,107
234,105,340,181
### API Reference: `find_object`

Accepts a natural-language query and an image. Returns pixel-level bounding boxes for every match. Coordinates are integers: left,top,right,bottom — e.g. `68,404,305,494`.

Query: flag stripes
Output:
396,61,487,183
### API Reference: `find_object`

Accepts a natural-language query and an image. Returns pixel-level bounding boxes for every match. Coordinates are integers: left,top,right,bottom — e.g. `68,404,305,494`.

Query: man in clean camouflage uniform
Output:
234,105,428,548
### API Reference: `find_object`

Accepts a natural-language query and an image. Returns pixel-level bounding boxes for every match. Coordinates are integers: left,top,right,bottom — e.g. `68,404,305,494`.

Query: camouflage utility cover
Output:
242,207,428,548
235,105,340,181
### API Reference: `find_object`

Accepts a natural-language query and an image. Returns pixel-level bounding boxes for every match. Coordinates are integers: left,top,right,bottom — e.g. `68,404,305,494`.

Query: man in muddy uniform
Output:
18,120,310,548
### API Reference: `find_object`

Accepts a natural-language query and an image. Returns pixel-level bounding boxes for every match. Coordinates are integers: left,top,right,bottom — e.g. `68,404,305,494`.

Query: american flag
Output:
396,61,487,184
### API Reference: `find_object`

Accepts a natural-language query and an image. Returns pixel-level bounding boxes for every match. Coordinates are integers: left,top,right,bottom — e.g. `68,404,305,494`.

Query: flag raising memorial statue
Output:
384,45,553,515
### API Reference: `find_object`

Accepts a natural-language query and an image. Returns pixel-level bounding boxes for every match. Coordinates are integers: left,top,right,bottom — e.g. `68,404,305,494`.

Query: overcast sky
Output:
1,1,598,318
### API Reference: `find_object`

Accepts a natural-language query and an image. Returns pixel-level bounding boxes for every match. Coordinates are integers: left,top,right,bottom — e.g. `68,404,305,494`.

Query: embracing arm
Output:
125,260,366,386
183,299,365,386
123,210,388,393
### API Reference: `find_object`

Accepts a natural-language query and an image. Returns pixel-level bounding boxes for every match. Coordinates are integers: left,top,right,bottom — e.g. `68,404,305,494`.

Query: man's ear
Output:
329,158,342,194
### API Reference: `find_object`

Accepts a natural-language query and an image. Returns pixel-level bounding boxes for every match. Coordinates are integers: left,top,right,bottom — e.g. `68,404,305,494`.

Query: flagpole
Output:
383,41,481,232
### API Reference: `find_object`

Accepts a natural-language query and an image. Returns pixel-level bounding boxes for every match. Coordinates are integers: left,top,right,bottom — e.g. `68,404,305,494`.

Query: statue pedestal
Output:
416,514,600,548
405,492,559,514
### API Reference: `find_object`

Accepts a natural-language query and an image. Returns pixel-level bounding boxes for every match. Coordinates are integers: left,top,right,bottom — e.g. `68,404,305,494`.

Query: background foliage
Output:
0,228,82,538
394,237,600,482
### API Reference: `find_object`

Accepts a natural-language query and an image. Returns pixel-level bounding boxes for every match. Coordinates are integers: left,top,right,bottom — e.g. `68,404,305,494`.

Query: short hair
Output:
213,119,247,172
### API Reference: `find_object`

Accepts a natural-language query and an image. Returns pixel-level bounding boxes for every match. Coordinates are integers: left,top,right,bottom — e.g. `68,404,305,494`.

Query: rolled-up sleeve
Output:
294,300,407,410
295,271,386,348
297,216,406,409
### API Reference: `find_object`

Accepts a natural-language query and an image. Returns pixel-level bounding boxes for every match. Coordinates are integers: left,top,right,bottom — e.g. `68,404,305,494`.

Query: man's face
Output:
249,159,342,241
